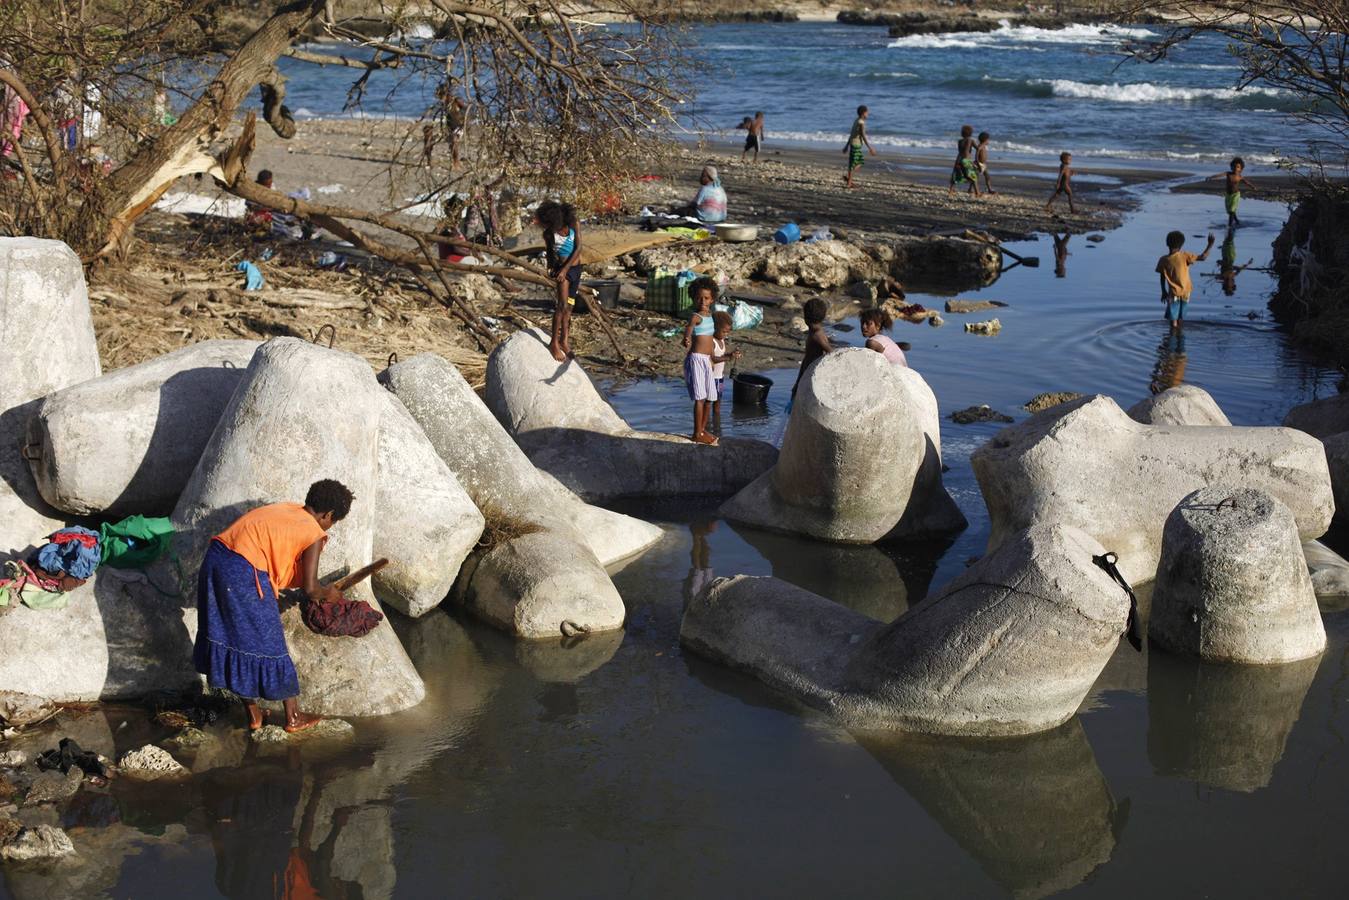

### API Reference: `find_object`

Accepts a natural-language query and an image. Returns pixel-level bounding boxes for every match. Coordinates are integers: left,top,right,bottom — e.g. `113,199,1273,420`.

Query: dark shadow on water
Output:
858,720,1125,900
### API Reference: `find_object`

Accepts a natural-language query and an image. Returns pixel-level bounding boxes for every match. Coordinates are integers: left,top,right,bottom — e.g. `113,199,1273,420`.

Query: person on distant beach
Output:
1210,157,1258,229
682,276,722,445
860,308,908,366
792,297,834,401
1046,151,1075,214
243,169,275,232
948,124,980,197
692,165,727,223
844,105,876,189
710,310,740,428
193,479,353,734
1156,229,1215,330
436,81,468,168
538,199,582,361
1052,232,1070,278
975,131,995,194
738,111,765,163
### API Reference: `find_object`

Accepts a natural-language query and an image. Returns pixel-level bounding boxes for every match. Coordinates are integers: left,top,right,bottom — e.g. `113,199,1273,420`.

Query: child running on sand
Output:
1046,152,1075,214
682,276,722,445
1156,229,1215,330
860,308,909,366
710,310,740,427
948,125,980,197
1211,157,1258,229
537,200,581,361
844,105,876,189
976,131,995,194
792,297,834,401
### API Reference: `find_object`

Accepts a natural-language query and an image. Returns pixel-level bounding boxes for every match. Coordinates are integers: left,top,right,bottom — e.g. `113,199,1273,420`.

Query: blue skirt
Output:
193,540,300,701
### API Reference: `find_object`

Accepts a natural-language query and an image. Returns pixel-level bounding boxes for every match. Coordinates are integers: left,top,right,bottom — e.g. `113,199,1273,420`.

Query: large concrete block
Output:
1325,431,1349,521
25,340,257,516
719,349,964,544
0,238,101,552
373,391,484,617
1150,487,1325,664
173,338,424,716
484,329,777,501
971,395,1334,583
1127,384,1231,427
1282,392,1349,440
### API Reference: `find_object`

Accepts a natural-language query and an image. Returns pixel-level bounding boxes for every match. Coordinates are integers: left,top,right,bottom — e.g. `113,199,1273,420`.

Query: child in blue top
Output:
682,277,721,445
538,200,581,361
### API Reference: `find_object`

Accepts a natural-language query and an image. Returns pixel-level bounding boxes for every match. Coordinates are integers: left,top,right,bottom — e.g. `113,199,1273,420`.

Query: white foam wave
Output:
848,71,919,79
1044,79,1286,102
888,19,1155,50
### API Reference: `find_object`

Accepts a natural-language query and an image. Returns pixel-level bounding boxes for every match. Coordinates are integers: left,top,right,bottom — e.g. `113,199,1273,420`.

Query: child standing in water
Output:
1046,152,1075,214
710,311,739,428
682,276,721,445
1212,157,1258,228
1156,229,1215,330
860,308,908,366
975,131,994,194
948,125,979,197
844,105,876,189
537,200,581,361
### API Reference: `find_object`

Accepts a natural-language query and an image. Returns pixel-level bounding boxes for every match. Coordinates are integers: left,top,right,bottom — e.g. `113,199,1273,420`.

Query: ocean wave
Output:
888,19,1155,50
1044,79,1287,103
848,70,920,79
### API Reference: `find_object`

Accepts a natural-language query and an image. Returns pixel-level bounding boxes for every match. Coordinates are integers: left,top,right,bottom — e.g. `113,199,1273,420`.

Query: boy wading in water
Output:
682,276,722,445
948,125,980,197
537,200,581,361
193,479,354,734
1156,229,1215,330
1046,151,1075,214
843,105,876,189
1212,156,1258,229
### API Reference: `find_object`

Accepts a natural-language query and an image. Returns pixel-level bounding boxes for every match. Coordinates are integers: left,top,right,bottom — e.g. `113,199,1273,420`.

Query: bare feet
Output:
694,432,719,446
549,342,566,362
246,703,266,731
285,711,322,734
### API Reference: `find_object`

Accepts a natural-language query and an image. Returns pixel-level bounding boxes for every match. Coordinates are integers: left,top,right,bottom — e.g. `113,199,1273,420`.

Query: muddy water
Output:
5,189,1349,899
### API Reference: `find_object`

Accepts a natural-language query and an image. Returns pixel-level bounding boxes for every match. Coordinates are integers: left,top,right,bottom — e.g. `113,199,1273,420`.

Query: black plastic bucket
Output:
733,372,773,404
583,280,621,311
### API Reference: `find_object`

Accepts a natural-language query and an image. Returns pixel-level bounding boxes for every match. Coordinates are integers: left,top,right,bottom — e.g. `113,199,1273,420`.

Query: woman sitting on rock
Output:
192,479,353,734
689,165,727,224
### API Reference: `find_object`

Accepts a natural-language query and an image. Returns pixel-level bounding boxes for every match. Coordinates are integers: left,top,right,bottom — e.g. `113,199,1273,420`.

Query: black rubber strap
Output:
1093,551,1143,653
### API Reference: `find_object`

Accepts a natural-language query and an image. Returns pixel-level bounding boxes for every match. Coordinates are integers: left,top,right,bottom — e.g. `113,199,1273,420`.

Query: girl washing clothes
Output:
537,200,582,361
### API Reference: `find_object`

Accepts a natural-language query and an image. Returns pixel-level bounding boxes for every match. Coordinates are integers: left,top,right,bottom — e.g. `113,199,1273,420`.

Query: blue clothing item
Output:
36,527,101,579
692,313,716,336
235,260,265,291
694,183,727,224
553,228,576,261
1165,298,1188,321
193,540,300,701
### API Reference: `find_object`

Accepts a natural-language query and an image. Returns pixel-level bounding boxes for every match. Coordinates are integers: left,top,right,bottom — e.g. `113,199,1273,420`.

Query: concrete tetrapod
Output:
173,338,424,716
25,340,258,516
484,329,778,501
719,348,965,544
971,395,1334,583
1282,392,1349,440
372,391,484,617
0,238,101,553
1126,384,1232,427
1149,487,1326,664
381,353,659,638
1325,431,1349,522
680,523,1130,736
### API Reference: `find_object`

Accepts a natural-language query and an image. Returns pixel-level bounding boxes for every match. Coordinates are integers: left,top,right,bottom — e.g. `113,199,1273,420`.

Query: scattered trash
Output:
259,246,275,262
730,299,763,331
806,227,833,243
235,260,265,291
951,405,1014,425
965,318,1002,335
316,251,347,271
773,222,801,245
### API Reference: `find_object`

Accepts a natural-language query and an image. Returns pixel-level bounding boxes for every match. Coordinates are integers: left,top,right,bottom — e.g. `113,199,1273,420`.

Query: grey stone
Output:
162,727,214,751
380,353,662,568
1325,431,1349,521
0,751,28,768
1282,392,1349,439
1126,385,1231,427
23,769,82,805
950,405,1013,425
963,318,1001,335
25,340,258,516
117,744,188,780
173,338,425,717
373,391,484,617
0,693,56,728
484,330,778,501
1150,487,1325,664
1304,538,1349,598
680,524,1129,737
1024,391,1083,413
0,824,76,861
0,238,101,554
456,530,625,638
972,395,1335,583
720,349,964,544
944,298,1007,314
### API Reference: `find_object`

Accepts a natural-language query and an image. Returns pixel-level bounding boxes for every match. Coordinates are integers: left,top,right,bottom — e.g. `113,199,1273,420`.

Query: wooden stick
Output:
332,558,389,592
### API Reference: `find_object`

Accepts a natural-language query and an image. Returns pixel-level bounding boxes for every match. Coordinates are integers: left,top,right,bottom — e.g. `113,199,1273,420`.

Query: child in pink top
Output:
860,308,908,366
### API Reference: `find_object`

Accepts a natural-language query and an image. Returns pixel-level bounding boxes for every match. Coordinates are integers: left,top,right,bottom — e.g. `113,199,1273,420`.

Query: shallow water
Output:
5,192,1349,898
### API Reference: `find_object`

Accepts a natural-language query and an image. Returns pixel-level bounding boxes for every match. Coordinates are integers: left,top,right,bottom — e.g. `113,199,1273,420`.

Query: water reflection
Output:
683,517,718,609
1149,329,1188,394
859,720,1123,899
1052,233,1071,278
1147,649,1319,792
1212,229,1254,297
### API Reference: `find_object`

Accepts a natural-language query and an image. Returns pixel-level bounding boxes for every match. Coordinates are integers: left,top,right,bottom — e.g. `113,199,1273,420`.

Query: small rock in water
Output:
0,751,27,768
23,769,82,806
117,745,188,781
950,405,1014,425
0,824,76,861
833,323,855,333
964,318,1001,335
1024,391,1084,413
944,299,1007,314
927,314,944,327
847,281,878,304
162,727,214,751
0,817,20,846
1086,234,1105,243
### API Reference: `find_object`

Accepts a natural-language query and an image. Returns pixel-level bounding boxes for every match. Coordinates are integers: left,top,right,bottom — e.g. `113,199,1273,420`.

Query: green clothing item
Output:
1225,191,1240,215
99,515,174,570
0,582,69,610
